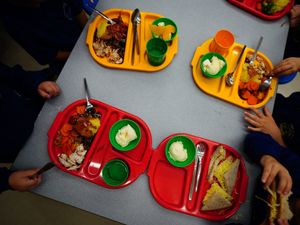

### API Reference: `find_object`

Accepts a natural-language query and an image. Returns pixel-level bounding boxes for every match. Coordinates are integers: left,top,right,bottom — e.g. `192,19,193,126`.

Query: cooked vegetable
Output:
259,0,290,15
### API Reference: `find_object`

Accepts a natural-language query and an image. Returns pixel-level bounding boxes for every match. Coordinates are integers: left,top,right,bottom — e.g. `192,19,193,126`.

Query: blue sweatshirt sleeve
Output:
0,63,47,96
0,167,13,193
244,132,300,197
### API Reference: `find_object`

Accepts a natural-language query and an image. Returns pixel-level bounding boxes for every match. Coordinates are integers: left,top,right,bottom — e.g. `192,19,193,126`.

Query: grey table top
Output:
14,0,290,224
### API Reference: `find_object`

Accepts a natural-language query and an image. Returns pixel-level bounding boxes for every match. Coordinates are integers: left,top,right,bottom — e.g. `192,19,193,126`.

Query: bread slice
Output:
201,182,233,211
207,145,226,183
201,191,232,211
224,158,240,195
279,193,293,221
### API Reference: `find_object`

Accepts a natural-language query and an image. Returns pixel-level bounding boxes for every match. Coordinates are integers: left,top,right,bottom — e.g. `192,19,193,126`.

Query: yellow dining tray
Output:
191,39,277,109
86,8,178,72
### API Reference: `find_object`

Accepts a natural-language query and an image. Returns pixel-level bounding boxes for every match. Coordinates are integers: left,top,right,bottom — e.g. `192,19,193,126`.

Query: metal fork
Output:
83,78,94,112
188,143,205,200
195,143,205,192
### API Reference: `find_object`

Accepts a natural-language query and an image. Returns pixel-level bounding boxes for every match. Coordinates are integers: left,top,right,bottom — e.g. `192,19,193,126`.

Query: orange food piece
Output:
61,123,73,136
247,95,258,105
150,24,163,37
247,81,259,91
239,82,246,89
257,91,265,100
241,90,251,100
61,136,69,145
150,24,175,41
76,106,86,115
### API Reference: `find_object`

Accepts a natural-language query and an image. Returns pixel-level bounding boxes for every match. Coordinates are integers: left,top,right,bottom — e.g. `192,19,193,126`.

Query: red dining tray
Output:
227,0,294,20
147,133,248,221
48,99,153,189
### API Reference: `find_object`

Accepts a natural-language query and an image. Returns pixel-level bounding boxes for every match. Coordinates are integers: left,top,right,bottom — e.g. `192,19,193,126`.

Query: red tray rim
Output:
227,0,295,20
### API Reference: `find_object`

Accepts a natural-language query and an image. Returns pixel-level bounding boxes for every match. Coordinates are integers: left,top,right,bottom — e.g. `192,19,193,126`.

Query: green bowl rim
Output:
109,119,141,151
102,159,129,186
165,135,196,168
200,52,227,78
151,17,178,42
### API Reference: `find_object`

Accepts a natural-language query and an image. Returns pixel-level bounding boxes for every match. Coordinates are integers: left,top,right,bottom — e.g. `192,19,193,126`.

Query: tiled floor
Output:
0,17,300,225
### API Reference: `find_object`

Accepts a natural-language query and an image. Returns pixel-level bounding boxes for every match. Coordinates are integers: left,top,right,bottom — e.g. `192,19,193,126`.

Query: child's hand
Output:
244,107,285,146
276,218,290,225
290,5,300,28
271,57,300,77
8,169,42,192
260,155,292,195
37,81,60,99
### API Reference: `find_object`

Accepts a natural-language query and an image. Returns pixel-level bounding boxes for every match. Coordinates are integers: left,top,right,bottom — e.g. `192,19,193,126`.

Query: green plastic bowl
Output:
165,135,196,167
200,52,227,78
102,159,129,186
109,119,141,151
151,17,178,43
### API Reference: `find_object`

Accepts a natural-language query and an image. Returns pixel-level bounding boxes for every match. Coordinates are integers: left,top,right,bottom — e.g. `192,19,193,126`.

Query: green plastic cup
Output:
102,159,129,186
146,38,168,66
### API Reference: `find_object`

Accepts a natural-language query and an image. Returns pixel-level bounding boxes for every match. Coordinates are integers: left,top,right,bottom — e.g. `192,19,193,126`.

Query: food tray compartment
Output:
191,39,277,109
48,99,153,189
86,8,178,72
227,0,294,20
147,133,248,220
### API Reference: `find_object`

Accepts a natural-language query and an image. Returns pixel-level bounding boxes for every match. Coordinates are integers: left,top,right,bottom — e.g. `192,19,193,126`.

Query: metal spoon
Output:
131,8,141,65
88,6,116,25
249,36,263,65
83,78,94,112
225,45,247,87
259,76,272,91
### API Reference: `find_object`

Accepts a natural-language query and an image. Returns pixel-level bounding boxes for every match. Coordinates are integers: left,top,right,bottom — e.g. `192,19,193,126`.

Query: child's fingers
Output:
261,164,272,183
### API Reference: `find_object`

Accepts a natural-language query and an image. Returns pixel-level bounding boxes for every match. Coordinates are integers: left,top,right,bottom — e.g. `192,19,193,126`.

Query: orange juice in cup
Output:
209,30,234,56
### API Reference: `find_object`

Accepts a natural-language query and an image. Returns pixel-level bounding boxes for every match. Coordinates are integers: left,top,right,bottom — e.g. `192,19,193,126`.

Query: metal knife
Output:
29,162,56,179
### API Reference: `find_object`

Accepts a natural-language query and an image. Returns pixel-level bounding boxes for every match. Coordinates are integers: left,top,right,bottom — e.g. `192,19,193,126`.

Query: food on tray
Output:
207,145,226,183
55,105,101,170
168,141,188,162
259,180,294,223
150,23,176,41
93,15,128,64
202,145,240,211
201,183,233,211
115,124,138,147
202,56,225,75
238,54,271,105
255,0,290,15
223,159,240,195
